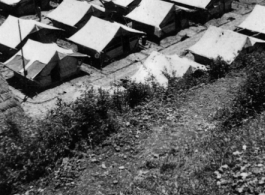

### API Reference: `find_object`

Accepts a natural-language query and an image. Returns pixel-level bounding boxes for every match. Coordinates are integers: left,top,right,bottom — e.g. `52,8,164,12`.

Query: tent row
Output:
46,0,234,38
130,25,265,86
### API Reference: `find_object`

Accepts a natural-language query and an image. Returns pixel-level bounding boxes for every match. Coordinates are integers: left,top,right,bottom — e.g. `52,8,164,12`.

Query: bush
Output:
221,50,265,129
209,57,229,81
0,82,159,194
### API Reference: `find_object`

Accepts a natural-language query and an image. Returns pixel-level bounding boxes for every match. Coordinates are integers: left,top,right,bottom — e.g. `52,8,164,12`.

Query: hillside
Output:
2,1,265,195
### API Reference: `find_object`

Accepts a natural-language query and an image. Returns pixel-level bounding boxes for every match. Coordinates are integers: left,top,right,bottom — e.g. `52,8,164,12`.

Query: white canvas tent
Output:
238,4,265,35
47,0,105,30
4,40,87,87
131,51,206,87
188,26,264,64
68,16,144,59
0,15,60,53
125,0,175,37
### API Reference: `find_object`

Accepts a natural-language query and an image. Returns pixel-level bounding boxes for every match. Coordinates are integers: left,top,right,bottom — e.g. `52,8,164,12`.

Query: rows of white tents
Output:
0,0,264,88
131,4,265,87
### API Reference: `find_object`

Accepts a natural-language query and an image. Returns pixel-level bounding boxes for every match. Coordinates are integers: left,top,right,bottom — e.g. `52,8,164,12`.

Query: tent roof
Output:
0,0,21,6
47,0,105,27
112,0,135,8
126,0,174,29
4,40,83,80
238,4,265,35
169,0,211,9
188,26,263,64
131,51,206,87
68,16,144,53
0,15,59,49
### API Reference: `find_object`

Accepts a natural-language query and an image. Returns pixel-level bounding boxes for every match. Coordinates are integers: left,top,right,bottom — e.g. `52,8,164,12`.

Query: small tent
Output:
0,15,61,61
68,16,144,64
131,51,206,87
238,5,265,37
125,0,176,37
188,26,264,64
0,0,50,16
47,0,105,34
4,40,87,88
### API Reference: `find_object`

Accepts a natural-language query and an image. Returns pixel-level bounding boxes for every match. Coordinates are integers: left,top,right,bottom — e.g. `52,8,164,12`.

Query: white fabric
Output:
0,0,21,6
170,0,211,9
238,4,265,34
126,0,174,29
0,15,59,49
69,16,143,52
112,0,134,7
47,0,105,27
131,51,206,87
188,26,263,64
5,40,73,65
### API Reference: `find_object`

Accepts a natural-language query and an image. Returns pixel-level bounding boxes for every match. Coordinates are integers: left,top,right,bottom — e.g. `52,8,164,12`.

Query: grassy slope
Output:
55,71,246,195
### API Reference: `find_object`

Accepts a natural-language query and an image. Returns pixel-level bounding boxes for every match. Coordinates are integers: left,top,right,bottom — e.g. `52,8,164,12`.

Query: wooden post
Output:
18,19,27,77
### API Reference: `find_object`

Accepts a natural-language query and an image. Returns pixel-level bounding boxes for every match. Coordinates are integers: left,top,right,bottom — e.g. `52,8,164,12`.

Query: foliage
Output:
208,57,230,81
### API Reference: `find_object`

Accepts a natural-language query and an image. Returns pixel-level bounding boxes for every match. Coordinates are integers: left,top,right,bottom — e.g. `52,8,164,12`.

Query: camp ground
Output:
0,15,61,61
4,40,87,88
0,0,50,16
125,0,176,38
68,16,144,66
130,51,206,87
188,26,264,65
236,4,265,39
47,0,105,35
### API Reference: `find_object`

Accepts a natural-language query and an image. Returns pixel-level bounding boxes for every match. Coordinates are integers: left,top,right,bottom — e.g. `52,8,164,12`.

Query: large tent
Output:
188,26,264,64
131,51,206,87
238,4,265,35
68,16,144,61
4,40,87,87
0,15,60,60
47,0,105,33
125,0,176,37
0,0,50,16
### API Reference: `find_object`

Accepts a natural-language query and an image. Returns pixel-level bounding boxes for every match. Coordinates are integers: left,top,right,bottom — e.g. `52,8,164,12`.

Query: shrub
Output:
220,49,265,129
209,57,229,81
